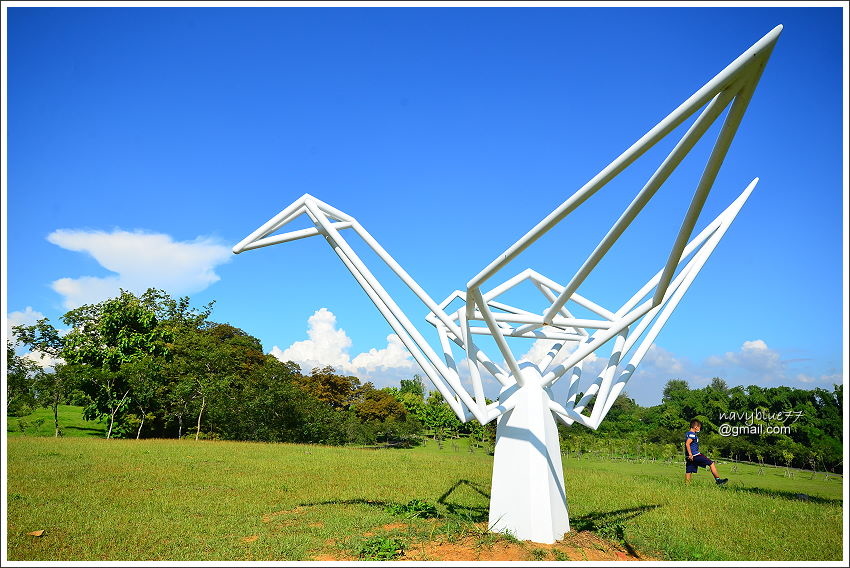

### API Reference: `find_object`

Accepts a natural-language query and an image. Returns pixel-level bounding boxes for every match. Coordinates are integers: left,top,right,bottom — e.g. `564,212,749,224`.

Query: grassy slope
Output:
6,405,106,437
565,456,842,560
6,433,842,562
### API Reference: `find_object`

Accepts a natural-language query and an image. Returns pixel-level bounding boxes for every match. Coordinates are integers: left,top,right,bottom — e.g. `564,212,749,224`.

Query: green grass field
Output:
6,409,844,561
6,405,106,438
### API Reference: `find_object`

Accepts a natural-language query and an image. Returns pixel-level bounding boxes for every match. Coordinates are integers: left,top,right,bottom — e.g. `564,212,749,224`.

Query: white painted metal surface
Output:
233,26,781,543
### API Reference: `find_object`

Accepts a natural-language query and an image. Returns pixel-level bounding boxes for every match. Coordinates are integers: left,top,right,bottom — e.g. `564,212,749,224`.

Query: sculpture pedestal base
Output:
488,381,570,544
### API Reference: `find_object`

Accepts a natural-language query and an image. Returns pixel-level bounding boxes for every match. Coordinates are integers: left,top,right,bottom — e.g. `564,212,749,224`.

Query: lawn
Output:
6,405,106,438
6,431,843,562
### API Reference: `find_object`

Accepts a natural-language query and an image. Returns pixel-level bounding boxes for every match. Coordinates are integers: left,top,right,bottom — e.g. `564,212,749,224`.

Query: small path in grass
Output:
313,522,656,561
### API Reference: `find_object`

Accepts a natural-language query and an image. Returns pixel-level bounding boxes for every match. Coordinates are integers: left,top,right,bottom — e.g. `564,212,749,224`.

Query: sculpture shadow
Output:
728,485,841,505
570,504,661,557
436,479,491,523
296,497,395,509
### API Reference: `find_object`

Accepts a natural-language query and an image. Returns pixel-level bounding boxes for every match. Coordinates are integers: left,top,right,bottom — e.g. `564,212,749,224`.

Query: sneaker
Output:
715,478,728,485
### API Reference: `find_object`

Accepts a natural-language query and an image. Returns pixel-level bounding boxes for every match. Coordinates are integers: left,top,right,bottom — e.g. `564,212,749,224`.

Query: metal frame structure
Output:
233,26,782,544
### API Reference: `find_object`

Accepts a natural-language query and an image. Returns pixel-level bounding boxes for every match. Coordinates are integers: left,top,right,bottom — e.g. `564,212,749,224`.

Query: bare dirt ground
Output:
313,522,656,561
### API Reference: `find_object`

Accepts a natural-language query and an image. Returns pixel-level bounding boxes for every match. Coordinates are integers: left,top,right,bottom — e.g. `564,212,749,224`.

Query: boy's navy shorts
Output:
685,454,713,473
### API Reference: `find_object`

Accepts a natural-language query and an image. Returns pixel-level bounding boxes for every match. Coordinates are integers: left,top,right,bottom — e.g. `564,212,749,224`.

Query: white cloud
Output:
640,344,687,376
269,311,843,403
47,229,231,308
793,372,841,385
706,338,783,379
516,336,844,407
6,306,45,343
6,307,66,368
270,308,415,382
518,339,560,365
518,338,598,370
624,339,842,404
352,334,415,372
23,350,64,369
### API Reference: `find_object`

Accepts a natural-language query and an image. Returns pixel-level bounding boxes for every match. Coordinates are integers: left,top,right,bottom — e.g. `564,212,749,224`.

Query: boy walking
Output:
685,419,728,485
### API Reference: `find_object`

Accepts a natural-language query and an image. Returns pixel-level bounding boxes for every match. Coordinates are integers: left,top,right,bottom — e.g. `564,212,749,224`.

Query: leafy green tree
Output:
6,340,39,416
61,291,172,438
295,366,362,410
662,379,690,403
213,358,351,444
423,390,461,439
123,356,163,439
395,390,427,423
353,384,408,423
169,323,266,440
399,374,426,399
11,319,78,436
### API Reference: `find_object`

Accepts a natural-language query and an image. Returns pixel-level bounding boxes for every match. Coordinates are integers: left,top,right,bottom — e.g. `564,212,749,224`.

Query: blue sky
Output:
4,5,846,406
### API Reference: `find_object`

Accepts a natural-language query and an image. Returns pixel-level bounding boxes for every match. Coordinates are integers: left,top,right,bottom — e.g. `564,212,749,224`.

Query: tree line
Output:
7,288,497,446
560,377,843,472
6,289,842,471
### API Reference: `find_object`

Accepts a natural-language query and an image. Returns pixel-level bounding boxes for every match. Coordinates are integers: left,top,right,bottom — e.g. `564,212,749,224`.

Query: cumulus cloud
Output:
514,336,842,407
6,306,45,343
518,339,598,368
793,372,842,384
23,350,64,370
705,339,784,380
352,334,415,371
640,344,687,376
517,338,603,383
518,339,561,366
624,339,841,405
6,307,66,368
270,308,415,382
265,305,843,401
47,229,231,308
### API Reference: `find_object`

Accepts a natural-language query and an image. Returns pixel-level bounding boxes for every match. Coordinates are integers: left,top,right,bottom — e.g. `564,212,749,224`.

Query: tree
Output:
399,374,426,399
123,356,162,439
6,340,39,416
12,319,75,437
353,384,408,423
295,366,362,410
662,379,690,403
166,323,265,440
61,291,172,438
395,390,427,424
422,390,461,439
213,357,351,444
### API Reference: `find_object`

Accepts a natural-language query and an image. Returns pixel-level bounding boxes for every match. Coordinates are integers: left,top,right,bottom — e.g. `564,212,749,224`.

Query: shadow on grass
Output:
728,485,842,505
63,426,106,437
437,480,661,557
571,504,662,558
296,498,395,509
436,479,490,523
357,442,419,450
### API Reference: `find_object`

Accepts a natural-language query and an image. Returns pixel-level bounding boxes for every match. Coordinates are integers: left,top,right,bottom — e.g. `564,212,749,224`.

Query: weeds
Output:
357,536,405,560
596,521,626,544
386,499,440,519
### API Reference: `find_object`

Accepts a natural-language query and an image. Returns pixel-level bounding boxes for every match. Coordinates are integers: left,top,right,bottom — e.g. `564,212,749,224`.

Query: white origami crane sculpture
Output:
234,26,782,543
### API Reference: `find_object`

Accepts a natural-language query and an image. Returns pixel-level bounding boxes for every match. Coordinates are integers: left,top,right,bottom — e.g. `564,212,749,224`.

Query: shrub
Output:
386,499,439,519
358,536,404,560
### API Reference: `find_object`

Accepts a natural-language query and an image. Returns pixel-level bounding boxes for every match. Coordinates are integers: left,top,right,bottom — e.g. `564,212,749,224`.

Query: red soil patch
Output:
261,506,304,523
312,523,656,561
